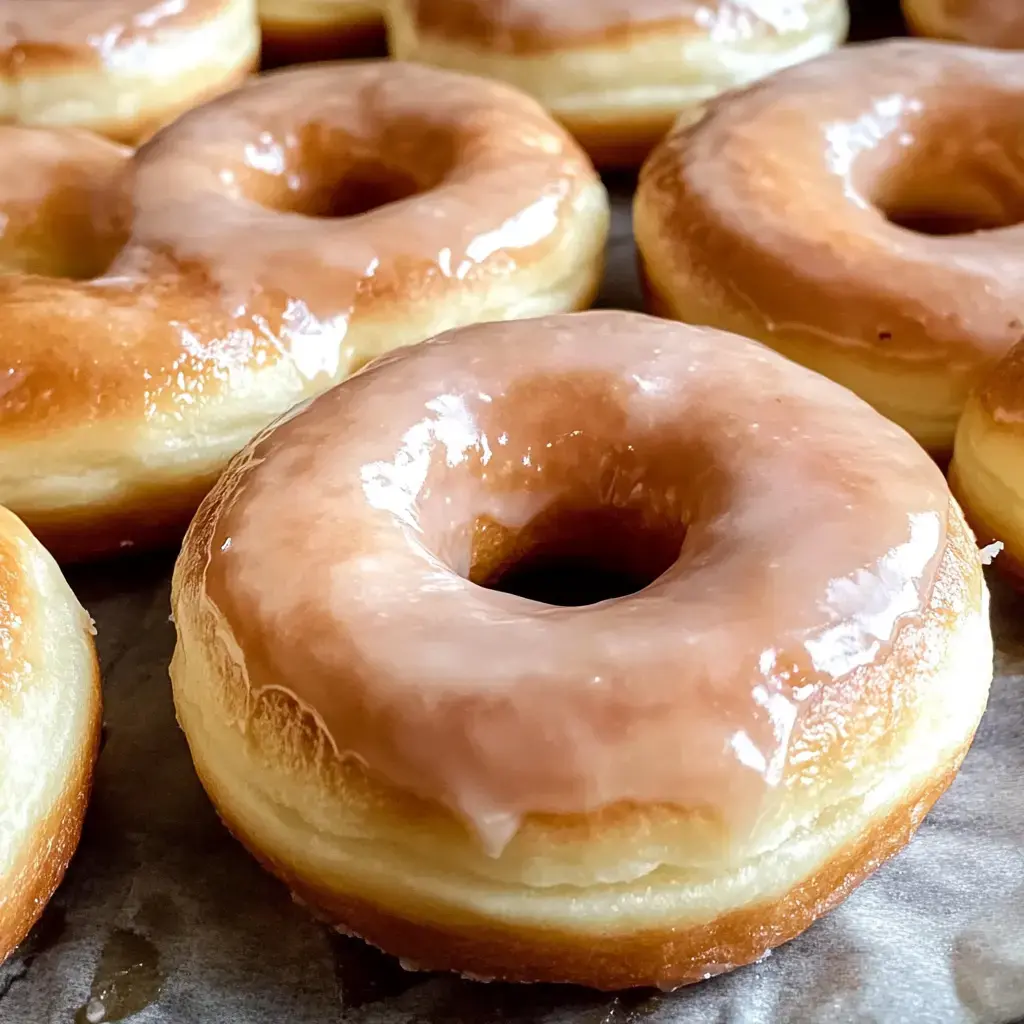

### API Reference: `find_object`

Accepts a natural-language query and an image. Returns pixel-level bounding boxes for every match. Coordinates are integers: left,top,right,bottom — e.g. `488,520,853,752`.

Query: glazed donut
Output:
950,340,1024,581
0,0,260,144
0,128,130,279
0,506,100,963
635,40,1024,454
259,0,385,65
170,311,992,990
387,0,849,166
0,63,607,562
903,0,1024,48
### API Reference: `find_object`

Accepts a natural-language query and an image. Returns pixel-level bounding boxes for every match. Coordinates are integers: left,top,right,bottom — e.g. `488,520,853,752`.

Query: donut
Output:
0,127,130,279
0,506,101,963
0,63,607,563
0,0,260,143
635,39,1024,454
259,0,385,65
169,311,992,990
950,340,1024,582
387,0,849,166
903,0,1024,48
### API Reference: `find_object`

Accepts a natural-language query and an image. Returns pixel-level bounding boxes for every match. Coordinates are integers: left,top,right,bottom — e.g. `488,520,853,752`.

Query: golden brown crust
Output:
972,338,1024,427
88,59,258,145
948,473,1024,587
401,0,701,54
0,64,607,561
389,2,846,168
0,0,260,144
170,313,992,989
0,0,246,73
947,336,1024,587
23,478,220,564
197,749,968,989
0,514,102,961
0,683,100,962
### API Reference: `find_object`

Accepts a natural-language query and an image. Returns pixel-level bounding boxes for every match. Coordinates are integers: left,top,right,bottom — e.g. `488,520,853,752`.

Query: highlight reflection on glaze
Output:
202,312,951,855
0,61,601,431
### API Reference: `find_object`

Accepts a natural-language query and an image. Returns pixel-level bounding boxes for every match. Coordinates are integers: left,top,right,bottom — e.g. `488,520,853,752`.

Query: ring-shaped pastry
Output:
950,339,1024,582
387,0,849,166
0,62,608,562
0,507,100,963
635,40,1024,453
171,311,992,990
0,0,260,143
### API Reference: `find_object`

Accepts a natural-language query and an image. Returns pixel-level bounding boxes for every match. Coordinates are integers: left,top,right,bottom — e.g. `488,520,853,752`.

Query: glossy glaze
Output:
200,312,950,853
0,0,235,69
404,0,834,50
0,61,601,436
637,40,1024,409
974,341,1024,427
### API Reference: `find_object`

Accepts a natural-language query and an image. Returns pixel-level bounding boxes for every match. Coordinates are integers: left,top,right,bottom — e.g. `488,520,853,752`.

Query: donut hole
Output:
240,122,455,218
0,179,129,279
467,506,687,607
873,133,1024,236
9,222,128,279
879,189,1019,236
268,158,422,218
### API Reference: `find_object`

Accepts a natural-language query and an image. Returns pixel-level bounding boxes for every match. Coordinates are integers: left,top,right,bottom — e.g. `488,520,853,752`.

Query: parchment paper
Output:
2,35,1024,1024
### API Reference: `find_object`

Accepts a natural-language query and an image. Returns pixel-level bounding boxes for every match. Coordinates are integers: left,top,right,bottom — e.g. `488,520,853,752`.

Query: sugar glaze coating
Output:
198,312,952,849
636,39,1024,452
0,0,260,141
0,62,608,559
171,311,991,988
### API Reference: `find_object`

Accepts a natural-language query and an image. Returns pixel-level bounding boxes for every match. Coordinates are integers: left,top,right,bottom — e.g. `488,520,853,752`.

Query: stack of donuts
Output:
0,0,1017,994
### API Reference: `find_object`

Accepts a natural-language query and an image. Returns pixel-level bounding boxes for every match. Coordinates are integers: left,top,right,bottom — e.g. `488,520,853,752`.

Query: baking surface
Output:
0,187,1020,1024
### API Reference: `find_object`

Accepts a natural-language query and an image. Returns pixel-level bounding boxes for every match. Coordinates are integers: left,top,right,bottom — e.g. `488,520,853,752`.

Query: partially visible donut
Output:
904,0,1024,48
635,40,1024,453
170,310,992,990
950,339,1024,582
388,0,848,166
0,63,608,561
259,0,385,64
0,506,100,963
0,0,260,143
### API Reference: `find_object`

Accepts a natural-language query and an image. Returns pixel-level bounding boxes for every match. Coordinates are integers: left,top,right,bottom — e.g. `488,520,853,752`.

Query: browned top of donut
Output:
638,39,1024,376
0,0,241,73
400,0,835,53
190,311,973,846
0,61,601,439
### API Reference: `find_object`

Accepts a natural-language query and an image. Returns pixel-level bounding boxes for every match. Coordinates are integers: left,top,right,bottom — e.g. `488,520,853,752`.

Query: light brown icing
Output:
0,126,129,278
199,311,951,853
906,0,1024,49
403,0,838,52
0,0,238,71
0,61,602,437
639,39,1024,381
